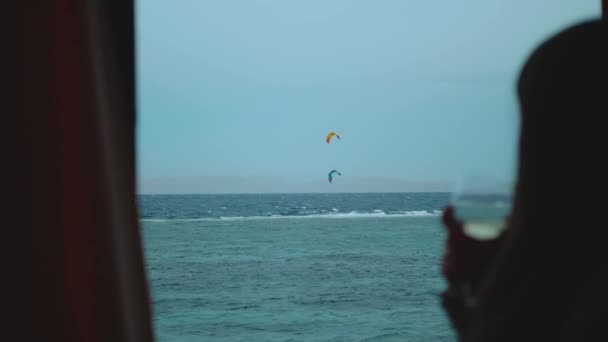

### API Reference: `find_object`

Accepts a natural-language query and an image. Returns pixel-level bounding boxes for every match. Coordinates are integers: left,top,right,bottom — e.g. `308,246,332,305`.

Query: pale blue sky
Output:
136,0,600,193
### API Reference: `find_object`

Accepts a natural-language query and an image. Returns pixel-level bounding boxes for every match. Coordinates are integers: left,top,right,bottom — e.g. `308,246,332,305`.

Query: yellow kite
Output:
326,132,340,144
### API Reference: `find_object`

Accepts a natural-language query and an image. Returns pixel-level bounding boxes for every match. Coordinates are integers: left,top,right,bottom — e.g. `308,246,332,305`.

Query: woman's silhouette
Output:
441,19,607,341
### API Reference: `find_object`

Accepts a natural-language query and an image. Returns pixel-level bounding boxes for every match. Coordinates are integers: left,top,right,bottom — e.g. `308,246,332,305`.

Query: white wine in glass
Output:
451,175,513,240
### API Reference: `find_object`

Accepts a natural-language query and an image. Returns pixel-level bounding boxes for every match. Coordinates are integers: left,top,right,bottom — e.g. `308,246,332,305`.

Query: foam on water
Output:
140,210,440,222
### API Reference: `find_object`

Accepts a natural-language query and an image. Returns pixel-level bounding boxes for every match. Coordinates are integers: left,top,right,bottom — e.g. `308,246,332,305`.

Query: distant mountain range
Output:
138,176,451,194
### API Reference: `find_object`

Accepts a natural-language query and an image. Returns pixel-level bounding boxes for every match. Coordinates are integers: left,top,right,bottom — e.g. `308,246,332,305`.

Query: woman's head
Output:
509,20,606,240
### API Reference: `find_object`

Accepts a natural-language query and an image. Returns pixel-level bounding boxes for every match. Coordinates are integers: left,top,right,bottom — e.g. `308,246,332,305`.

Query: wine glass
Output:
450,174,513,240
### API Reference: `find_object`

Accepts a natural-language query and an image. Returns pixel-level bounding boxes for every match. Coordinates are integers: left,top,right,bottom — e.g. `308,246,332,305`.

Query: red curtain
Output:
17,1,153,341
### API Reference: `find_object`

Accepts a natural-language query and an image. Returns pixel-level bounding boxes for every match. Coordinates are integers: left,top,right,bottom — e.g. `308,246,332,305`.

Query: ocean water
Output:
140,193,455,341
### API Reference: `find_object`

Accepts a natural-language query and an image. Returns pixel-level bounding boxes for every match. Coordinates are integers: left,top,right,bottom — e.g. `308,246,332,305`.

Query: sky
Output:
136,0,600,194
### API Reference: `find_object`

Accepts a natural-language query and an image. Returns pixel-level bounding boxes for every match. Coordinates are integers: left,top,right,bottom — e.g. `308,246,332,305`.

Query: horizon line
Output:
137,191,451,195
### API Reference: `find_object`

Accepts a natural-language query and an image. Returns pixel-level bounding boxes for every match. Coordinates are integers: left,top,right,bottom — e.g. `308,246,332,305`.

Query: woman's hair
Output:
467,19,607,341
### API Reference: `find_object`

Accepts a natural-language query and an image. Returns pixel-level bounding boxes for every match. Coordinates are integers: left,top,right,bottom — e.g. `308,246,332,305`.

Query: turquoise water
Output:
140,193,455,341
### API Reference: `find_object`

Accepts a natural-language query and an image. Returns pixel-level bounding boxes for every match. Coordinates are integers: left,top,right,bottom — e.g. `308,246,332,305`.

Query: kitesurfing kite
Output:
328,170,341,183
326,132,340,144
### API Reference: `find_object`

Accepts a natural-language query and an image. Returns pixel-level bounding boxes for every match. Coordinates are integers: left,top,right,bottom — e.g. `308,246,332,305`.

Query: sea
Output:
139,193,456,342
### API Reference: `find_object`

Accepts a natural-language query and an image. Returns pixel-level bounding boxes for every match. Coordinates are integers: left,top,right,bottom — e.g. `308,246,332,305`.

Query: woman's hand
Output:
441,206,504,293
440,206,506,338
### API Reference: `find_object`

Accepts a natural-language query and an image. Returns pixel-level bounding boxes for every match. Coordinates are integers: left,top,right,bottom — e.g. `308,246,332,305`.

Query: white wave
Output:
219,216,245,220
319,211,388,218
140,210,440,222
392,210,441,216
140,218,214,222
